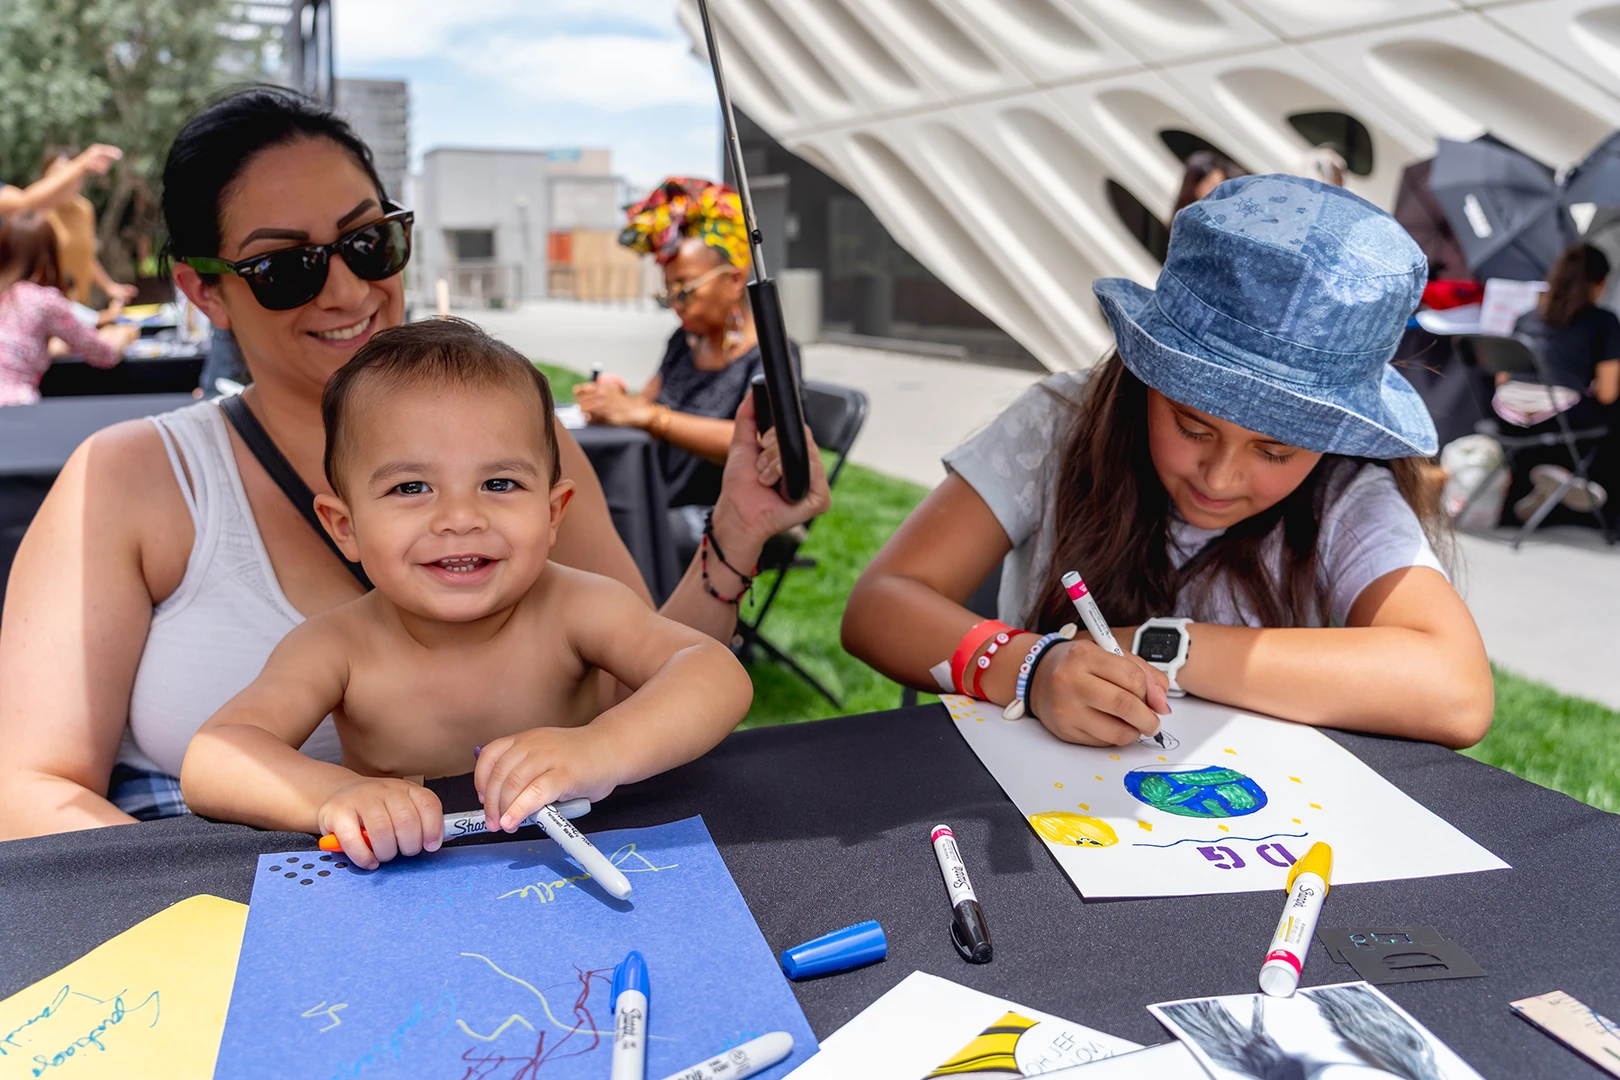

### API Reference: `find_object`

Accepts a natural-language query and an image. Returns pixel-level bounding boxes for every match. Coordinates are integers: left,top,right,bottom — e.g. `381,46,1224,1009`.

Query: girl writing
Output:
843,175,1492,749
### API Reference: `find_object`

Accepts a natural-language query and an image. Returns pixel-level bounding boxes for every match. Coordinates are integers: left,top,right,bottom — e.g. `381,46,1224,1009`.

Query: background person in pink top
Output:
0,212,138,406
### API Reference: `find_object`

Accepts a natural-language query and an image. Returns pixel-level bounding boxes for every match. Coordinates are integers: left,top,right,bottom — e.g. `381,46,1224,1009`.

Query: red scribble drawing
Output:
455,964,610,1079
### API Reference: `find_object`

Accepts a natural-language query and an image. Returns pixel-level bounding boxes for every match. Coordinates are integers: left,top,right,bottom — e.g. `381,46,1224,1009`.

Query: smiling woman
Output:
0,87,827,840
842,174,1495,751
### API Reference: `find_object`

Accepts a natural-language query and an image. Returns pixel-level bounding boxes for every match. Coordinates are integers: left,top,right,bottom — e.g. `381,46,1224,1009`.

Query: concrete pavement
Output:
464,300,1620,710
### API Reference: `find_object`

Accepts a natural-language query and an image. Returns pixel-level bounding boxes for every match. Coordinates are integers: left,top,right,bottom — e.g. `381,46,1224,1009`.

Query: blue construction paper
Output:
214,816,815,1079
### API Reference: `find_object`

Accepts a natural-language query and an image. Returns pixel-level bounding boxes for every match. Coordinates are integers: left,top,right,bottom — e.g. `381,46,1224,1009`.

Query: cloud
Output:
334,0,680,65
457,33,713,112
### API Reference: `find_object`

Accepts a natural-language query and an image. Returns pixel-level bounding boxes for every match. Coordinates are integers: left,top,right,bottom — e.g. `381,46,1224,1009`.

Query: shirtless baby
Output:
179,318,753,867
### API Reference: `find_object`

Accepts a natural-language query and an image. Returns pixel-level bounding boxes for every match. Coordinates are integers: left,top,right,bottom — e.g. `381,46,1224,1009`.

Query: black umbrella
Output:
1428,137,1569,282
1563,130,1620,209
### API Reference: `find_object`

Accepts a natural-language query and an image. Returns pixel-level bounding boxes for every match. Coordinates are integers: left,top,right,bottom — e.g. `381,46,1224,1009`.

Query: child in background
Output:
0,212,137,406
844,175,1493,749
180,319,753,867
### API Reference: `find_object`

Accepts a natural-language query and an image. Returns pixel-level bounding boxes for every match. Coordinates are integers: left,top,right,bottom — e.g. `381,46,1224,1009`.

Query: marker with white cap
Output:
1259,841,1333,997
655,1031,794,1080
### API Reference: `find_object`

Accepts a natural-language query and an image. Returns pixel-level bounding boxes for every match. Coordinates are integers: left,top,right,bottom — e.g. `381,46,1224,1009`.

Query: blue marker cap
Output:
780,920,886,980
610,951,649,1009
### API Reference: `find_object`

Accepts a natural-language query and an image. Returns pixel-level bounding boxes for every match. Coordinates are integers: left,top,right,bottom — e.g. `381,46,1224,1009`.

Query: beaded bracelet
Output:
1002,623,1078,720
968,632,1013,700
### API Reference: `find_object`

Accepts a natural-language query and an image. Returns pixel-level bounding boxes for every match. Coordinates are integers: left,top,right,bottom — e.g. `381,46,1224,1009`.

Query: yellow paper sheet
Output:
0,894,247,1080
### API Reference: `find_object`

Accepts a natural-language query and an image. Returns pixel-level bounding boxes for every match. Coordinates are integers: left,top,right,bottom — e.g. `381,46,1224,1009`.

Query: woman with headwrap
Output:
574,178,801,548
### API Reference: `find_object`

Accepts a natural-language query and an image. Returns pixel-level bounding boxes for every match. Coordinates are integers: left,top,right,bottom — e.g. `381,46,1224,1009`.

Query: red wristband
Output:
950,620,1011,696
969,633,1013,700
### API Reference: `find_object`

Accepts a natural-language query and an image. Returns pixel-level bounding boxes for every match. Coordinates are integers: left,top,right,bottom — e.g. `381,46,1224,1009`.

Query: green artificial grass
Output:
536,362,583,405
735,458,936,728
536,359,1620,814
1466,666,1620,813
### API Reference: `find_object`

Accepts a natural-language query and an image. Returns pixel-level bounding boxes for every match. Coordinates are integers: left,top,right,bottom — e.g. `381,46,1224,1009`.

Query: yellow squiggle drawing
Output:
300,1001,347,1032
456,1014,536,1041
458,953,615,1037
498,843,679,903
1028,811,1118,848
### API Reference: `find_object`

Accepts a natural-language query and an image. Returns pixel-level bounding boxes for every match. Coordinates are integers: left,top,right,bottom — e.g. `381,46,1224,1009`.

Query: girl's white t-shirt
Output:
942,373,1446,629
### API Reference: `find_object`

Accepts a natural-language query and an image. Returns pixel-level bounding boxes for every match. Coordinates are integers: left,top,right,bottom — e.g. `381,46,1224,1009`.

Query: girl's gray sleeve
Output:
941,375,1077,548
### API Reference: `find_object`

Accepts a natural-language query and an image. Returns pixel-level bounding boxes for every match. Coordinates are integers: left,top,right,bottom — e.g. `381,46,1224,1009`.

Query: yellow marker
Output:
1259,842,1333,997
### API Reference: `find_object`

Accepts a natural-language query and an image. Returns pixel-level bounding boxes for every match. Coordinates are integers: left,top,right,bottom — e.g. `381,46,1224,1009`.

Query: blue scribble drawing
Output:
1132,831,1308,849
413,871,482,924
23,988,160,1074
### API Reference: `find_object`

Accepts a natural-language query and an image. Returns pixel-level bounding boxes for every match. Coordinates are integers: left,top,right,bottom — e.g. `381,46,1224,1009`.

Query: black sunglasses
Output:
182,203,414,311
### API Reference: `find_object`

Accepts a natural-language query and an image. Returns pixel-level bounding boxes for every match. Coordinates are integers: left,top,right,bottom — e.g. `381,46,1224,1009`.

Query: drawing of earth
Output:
1122,763,1268,818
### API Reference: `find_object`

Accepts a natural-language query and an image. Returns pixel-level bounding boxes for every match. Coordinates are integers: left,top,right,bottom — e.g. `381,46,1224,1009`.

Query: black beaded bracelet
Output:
702,508,755,583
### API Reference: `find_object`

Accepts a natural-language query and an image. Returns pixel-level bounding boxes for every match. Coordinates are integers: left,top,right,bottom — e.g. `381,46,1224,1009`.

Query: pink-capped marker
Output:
1063,569,1168,745
1061,570,1124,657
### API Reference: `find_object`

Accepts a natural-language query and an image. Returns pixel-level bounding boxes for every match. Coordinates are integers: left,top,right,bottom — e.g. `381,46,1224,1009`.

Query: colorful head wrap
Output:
619,177,751,268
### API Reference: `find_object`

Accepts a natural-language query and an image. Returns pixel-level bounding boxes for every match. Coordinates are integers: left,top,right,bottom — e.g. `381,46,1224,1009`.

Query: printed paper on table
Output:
945,694,1508,898
786,971,1147,1078
1150,982,1485,1080
0,894,247,1080
214,816,814,1079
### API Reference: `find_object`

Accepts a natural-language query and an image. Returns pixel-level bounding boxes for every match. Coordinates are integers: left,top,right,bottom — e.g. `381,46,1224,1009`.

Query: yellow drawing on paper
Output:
1137,820,1153,831
300,1001,347,1033
926,1011,1039,1076
1028,811,1118,848
0,894,246,1080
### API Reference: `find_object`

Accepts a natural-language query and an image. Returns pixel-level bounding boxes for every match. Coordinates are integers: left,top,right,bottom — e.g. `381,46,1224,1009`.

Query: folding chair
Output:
1455,334,1614,548
732,379,868,706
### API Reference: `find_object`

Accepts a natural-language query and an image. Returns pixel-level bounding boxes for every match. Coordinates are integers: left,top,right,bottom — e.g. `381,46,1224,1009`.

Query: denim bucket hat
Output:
1094,174,1437,458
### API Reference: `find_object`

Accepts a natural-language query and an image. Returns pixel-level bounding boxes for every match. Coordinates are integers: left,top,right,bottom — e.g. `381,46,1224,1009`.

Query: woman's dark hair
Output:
161,85,388,276
1026,355,1445,632
1539,242,1609,326
1173,151,1248,216
0,212,65,295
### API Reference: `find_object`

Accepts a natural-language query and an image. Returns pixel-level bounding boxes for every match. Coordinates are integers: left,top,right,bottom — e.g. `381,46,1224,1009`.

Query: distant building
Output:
336,79,410,202
414,147,635,307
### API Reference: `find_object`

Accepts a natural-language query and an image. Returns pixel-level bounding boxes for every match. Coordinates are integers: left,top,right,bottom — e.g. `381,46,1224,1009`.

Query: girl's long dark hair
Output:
1539,242,1609,326
1026,355,1446,632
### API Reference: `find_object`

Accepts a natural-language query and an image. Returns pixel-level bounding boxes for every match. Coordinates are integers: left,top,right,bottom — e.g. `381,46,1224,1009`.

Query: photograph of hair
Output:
0,213,65,295
1158,999,1305,1080
1312,985,1441,1080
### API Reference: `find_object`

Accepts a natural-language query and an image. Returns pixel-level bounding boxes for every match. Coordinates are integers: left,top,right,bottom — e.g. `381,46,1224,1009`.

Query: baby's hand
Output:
474,727,618,833
316,779,444,870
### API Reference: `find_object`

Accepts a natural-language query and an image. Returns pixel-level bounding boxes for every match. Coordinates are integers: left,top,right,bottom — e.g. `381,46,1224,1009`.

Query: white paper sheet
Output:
1150,982,1486,1080
1037,1042,1206,1078
945,694,1509,899
784,971,1142,1079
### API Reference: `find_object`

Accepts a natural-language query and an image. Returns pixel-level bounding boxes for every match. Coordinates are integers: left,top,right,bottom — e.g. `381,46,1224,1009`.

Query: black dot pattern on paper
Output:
318,870,330,877
300,879,313,885
302,863,314,870
284,872,296,879
269,865,282,872
319,855,333,862
334,862,348,869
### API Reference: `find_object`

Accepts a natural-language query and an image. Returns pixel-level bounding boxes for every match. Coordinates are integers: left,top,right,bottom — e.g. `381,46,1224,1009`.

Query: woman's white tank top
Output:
119,400,341,776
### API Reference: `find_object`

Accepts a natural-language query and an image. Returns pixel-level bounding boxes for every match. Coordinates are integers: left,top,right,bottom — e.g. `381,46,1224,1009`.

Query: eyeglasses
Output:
655,264,732,309
181,203,414,311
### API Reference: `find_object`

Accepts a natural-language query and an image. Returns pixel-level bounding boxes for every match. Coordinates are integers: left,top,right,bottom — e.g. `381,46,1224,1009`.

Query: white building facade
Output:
679,0,1620,372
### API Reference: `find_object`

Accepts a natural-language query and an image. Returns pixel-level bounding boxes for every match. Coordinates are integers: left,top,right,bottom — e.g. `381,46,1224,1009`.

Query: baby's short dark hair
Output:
321,317,560,496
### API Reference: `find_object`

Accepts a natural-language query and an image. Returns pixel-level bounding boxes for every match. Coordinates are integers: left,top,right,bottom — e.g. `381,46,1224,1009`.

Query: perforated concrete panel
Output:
679,0,1620,371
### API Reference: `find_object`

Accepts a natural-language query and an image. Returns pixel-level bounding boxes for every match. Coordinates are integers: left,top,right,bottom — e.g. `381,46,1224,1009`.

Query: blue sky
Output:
334,0,722,193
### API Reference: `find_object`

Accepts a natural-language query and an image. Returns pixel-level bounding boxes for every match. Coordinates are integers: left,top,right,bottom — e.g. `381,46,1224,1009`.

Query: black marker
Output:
931,824,992,963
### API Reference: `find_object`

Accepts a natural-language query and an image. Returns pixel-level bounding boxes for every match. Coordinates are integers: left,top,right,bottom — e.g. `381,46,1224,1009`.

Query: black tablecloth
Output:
2,706,1614,1079
0,402,678,608
572,422,681,604
40,350,206,397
